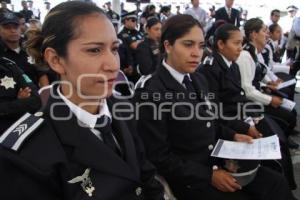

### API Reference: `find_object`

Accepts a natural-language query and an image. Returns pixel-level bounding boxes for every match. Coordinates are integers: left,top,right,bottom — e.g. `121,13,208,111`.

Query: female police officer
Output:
198,23,297,191
0,2,164,200
134,15,295,200
0,56,41,134
236,18,298,149
136,17,162,75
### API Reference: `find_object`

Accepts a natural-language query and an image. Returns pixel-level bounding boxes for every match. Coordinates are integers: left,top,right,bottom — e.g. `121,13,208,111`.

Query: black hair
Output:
213,23,240,50
160,6,170,14
244,18,264,41
14,12,24,19
269,23,280,33
271,9,280,16
160,14,202,54
145,17,161,29
148,5,156,11
26,1,105,68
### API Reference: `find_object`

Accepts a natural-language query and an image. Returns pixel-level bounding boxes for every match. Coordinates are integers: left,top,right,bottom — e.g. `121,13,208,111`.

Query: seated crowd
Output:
0,0,299,200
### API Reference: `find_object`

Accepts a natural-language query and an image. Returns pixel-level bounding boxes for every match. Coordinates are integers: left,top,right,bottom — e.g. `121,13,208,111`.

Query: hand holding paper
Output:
211,135,281,160
276,79,296,90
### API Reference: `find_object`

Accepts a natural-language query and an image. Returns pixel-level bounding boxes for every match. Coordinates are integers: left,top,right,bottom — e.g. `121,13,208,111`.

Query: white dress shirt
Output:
220,54,232,68
57,86,111,140
162,60,190,87
236,50,272,105
184,6,207,28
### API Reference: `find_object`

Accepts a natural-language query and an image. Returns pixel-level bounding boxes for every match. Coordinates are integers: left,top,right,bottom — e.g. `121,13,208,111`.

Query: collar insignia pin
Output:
68,168,95,197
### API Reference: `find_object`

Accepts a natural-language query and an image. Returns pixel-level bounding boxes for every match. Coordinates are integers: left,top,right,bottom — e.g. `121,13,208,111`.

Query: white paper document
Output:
276,79,296,90
280,98,296,111
211,135,281,160
272,63,290,74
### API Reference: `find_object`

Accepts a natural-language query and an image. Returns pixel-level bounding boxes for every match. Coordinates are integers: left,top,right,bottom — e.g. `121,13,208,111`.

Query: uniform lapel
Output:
45,86,139,181
157,64,191,96
107,97,140,178
214,52,243,89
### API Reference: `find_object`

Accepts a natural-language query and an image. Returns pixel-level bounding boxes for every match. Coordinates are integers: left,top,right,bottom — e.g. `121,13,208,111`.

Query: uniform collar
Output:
57,86,111,129
268,39,278,47
0,39,23,53
225,6,232,12
219,53,232,68
162,59,190,85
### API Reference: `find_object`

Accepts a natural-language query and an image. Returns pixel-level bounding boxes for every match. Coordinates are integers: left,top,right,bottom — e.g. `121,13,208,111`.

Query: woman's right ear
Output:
44,47,66,75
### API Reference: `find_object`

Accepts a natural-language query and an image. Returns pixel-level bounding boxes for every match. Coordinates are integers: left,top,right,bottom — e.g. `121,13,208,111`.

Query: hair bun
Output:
25,28,47,68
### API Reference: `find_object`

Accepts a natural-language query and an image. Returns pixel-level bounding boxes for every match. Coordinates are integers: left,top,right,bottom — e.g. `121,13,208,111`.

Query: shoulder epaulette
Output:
135,74,152,89
0,57,17,67
0,112,44,151
203,56,214,66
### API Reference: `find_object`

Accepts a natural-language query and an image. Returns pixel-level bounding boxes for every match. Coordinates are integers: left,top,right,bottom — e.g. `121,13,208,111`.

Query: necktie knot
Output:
95,115,111,135
182,75,195,93
183,75,191,84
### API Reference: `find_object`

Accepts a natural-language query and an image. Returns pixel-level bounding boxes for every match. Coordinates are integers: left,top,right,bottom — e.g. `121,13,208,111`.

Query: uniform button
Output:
186,185,192,189
34,111,43,117
208,144,214,150
206,122,211,128
240,91,245,96
135,187,142,196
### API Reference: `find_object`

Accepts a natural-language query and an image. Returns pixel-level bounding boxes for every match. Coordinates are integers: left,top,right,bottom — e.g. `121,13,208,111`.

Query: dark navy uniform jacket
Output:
133,63,226,193
133,62,296,200
118,27,143,49
198,52,297,189
215,7,241,27
136,38,161,76
198,52,261,137
0,57,41,133
0,85,164,200
0,40,46,87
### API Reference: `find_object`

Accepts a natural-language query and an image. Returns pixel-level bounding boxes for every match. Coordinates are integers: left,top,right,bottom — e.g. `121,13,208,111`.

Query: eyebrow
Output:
182,40,205,44
81,40,120,46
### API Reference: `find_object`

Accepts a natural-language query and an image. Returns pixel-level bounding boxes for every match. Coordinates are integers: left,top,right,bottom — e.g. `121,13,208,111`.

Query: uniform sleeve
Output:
136,42,153,75
134,88,213,189
0,66,41,117
0,146,62,200
134,129,165,200
236,51,272,105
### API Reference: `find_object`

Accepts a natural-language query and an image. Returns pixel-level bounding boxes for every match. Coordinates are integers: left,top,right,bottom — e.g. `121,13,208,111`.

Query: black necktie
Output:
96,116,122,157
229,63,241,83
183,75,196,93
